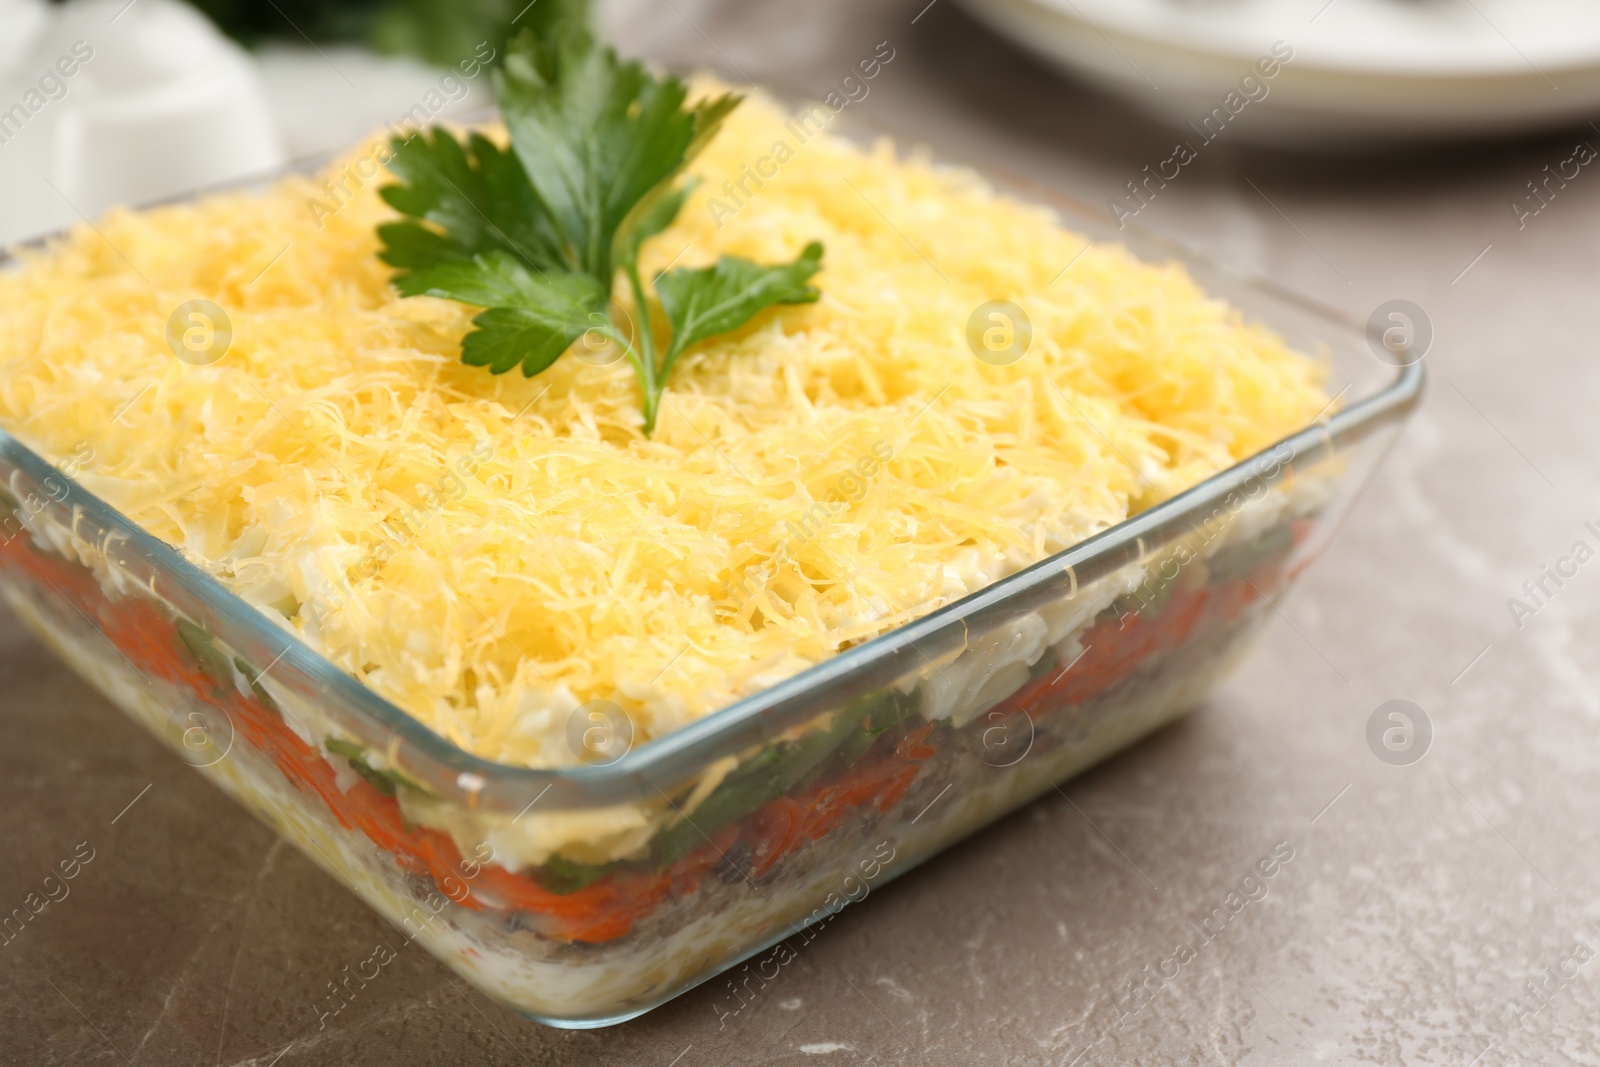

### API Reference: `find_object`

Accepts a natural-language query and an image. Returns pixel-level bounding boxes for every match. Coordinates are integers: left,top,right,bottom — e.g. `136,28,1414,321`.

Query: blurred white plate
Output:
956,0,1600,142
0,0,284,246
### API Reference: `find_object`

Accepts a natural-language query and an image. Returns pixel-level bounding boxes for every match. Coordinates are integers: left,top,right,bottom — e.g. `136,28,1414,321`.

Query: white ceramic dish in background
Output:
0,0,284,246
956,0,1600,143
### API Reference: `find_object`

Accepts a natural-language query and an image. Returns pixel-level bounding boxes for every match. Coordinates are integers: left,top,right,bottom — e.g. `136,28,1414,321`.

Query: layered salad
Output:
0,0,1331,1021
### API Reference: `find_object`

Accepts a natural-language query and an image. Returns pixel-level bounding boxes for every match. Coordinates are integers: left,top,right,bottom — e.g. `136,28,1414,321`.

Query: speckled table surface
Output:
6,1,1600,1064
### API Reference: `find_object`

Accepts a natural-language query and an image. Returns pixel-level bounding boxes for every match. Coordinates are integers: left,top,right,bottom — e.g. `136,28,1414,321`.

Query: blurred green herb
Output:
535,854,610,894
375,3,824,434
170,0,526,68
324,737,433,796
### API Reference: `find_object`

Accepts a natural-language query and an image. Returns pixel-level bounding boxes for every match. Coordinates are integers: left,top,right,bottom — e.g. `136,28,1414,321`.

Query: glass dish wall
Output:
0,172,1421,1027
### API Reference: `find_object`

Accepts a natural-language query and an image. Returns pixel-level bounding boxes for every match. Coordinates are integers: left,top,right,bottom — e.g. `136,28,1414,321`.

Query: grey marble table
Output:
6,1,1599,1063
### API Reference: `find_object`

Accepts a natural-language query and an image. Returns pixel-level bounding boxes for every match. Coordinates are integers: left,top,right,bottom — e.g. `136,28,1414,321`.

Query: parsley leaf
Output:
656,242,825,365
613,179,695,276
378,129,564,286
496,21,738,284
376,1,825,433
399,251,606,376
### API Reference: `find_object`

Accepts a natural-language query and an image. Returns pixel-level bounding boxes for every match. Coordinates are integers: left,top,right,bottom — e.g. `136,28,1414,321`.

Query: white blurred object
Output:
956,0,1600,143
0,0,284,246
254,43,495,159
0,0,50,77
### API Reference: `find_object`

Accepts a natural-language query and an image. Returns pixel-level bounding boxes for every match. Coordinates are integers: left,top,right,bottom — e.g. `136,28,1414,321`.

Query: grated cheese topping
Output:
0,92,1326,769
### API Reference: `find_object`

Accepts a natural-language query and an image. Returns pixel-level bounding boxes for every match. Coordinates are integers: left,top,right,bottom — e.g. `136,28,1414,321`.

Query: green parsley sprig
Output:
376,4,824,435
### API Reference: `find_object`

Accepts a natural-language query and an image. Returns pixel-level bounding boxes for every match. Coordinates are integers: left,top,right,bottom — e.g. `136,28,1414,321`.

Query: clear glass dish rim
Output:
0,139,1425,805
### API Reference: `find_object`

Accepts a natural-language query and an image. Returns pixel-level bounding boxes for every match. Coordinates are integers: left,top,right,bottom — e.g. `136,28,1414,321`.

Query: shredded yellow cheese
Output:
0,92,1325,769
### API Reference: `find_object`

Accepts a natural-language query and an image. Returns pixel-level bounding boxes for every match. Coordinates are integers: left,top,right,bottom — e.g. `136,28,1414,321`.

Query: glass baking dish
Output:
0,145,1421,1027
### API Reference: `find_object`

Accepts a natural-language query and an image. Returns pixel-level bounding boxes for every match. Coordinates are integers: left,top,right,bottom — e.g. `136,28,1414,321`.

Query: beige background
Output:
6,0,1600,1063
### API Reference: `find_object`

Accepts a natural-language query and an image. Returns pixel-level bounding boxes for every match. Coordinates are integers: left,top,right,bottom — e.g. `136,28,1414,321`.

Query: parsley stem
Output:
623,262,665,434
595,321,656,429
625,262,657,367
